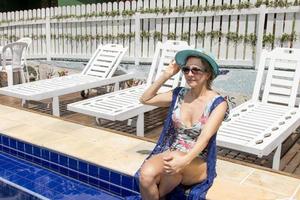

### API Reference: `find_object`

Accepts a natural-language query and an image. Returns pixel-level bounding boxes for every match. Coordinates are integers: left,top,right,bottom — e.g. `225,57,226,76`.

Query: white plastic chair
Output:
217,48,300,170
0,44,134,117
68,40,192,136
0,42,28,86
16,37,32,82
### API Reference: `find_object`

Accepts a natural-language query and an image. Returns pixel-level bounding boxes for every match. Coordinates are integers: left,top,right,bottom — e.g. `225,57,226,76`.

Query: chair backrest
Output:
2,42,28,70
252,48,300,107
16,37,32,65
81,44,128,78
146,40,192,92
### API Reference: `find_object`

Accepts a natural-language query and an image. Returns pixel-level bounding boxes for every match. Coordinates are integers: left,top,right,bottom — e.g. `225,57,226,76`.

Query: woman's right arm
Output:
139,61,180,107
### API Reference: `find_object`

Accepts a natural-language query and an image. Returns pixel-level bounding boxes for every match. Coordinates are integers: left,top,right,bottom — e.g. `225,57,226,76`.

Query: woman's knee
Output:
139,165,160,186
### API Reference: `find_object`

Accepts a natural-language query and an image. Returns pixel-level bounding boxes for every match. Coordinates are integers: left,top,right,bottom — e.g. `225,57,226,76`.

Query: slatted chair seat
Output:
0,44,131,116
68,40,192,136
217,48,300,170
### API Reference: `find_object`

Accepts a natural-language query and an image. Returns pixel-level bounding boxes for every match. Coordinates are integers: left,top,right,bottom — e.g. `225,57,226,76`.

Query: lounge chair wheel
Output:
81,90,90,99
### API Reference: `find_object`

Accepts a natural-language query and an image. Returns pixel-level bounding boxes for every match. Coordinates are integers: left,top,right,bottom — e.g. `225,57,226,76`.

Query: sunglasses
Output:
181,66,207,75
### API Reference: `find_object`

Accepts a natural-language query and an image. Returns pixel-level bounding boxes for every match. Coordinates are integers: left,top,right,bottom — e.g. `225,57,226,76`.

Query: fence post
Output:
134,12,141,66
45,8,51,61
255,5,266,69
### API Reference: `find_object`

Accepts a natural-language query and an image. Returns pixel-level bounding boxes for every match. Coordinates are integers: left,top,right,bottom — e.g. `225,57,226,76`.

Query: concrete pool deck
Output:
0,104,299,200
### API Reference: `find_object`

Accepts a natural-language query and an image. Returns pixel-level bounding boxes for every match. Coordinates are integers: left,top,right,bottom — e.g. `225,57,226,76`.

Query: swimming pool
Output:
0,134,139,199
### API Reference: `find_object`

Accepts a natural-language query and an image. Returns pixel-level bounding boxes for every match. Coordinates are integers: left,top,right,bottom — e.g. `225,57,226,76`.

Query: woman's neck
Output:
190,85,209,99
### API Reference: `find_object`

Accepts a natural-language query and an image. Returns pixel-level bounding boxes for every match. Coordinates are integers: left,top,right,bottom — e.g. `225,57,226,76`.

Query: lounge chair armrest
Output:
97,72,144,86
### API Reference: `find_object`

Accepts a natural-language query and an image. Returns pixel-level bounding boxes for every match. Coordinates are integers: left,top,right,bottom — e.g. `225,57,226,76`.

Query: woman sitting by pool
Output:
138,49,228,200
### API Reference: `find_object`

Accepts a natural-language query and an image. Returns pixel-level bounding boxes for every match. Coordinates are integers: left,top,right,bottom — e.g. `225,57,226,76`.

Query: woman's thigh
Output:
181,157,207,186
140,151,169,181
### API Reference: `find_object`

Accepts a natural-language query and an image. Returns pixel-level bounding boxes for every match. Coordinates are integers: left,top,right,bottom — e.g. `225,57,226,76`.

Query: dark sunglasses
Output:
181,66,207,75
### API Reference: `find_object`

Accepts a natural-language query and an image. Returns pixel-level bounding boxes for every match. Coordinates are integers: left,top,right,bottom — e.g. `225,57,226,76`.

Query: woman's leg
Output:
139,152,167,200
158,151,207,198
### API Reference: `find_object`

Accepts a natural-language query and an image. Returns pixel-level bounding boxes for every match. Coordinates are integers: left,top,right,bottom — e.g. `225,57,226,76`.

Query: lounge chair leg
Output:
114,82,119,91
52,96,60,117
136,114,144,137
272,144,281,170
21,99,27,107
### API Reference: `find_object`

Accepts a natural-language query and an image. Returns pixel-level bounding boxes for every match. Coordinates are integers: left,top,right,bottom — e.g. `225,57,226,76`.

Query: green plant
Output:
263,33,275,45
181,32,189,41
195,31,206,39
153,31,162,40
167,32,176,40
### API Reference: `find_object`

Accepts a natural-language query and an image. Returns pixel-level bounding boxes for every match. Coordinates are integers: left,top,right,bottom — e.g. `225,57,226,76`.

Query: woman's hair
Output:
186,56,214,90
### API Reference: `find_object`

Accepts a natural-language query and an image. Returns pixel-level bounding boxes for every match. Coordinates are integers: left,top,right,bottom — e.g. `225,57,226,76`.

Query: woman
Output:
138,49,228,200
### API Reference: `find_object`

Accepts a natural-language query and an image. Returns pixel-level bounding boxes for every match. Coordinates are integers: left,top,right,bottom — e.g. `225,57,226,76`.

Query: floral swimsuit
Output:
170,88,221,161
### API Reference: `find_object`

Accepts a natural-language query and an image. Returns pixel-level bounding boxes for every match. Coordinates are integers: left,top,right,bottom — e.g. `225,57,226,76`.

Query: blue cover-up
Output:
125,87,227,200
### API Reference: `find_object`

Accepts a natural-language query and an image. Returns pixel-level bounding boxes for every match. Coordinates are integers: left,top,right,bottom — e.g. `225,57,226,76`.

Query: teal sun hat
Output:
175,48,220,78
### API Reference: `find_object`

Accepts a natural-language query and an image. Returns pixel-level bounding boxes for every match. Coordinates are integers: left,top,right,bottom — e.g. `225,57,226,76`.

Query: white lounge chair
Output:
217,48,300,170
16,37,32,82
0,42,28,86
0,44,134,116
68,40,192,137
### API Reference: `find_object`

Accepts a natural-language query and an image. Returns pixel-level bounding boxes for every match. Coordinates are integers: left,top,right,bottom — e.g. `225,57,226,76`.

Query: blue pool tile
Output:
69,170,79,179
33,157,42,165
41,160,50,168
78,174,88,183
109,184,121,196
33,146,41,157
0,169,13,179
50,152,59,163
2,146,9,153
26,183,60,199
99,180,110,191
88,177,99,187
24,143,33,154
17,151,26,159
59,155,68,166
41,149,50,160
85,188,123,200
59,166,69,176
100,168,110,181
0,134,2,144
69,158,78,170
49,163,59,172
2,136,9,146
17,141,25,151
121,175,134,190
9,148,17,156
0,145,2,151
25,154,33,162
79,161,88,173
110,171,121,185
9,138,17,149
121,189,136,197
88,164,99,177
133,179,139,192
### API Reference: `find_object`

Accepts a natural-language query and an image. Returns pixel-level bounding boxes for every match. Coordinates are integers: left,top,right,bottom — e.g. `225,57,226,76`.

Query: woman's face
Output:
182,57,210,88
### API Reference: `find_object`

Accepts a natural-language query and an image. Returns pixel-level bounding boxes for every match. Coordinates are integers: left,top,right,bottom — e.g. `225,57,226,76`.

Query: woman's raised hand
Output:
163,60,180,78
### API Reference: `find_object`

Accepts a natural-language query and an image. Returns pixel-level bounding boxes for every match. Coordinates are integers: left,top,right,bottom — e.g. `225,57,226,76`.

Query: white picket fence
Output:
0,0,299,68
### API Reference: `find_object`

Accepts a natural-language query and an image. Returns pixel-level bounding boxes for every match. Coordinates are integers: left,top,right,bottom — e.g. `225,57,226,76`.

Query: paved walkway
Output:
0,105,299,200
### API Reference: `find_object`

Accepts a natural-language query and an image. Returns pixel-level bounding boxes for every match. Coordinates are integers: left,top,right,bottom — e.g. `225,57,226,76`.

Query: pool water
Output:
0,152,122,200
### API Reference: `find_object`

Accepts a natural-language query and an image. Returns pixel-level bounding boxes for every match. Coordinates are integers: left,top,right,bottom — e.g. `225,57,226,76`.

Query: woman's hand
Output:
163,153,189,175
163,60,180,78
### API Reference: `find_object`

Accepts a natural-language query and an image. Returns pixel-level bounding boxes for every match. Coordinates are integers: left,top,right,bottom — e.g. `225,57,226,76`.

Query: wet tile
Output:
243,169,300,196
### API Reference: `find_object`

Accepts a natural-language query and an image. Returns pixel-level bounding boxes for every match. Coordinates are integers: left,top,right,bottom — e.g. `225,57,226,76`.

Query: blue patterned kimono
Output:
126,87,227,200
